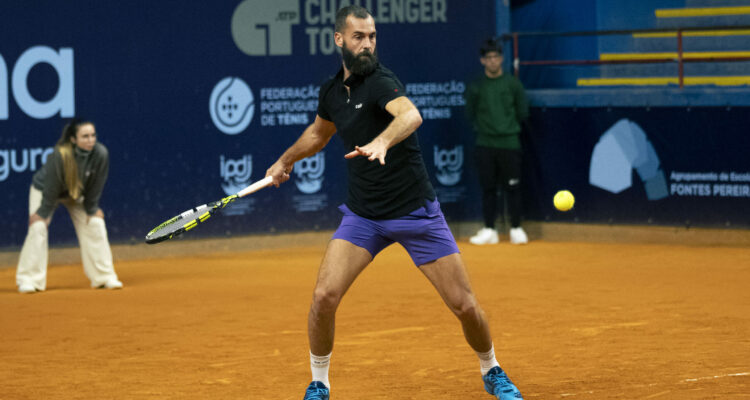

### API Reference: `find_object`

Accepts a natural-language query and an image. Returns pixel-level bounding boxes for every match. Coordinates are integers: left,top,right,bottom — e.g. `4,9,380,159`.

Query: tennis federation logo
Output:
589,119,668,200
294,153,325,194
220,154,253,195
434,145,463,186
209,77,254,135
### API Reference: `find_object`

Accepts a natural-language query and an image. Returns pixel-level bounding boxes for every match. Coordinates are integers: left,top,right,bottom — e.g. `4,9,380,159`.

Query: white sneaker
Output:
100,279,123,290
18,282,36,294
509,227,528,245
469,227,499,245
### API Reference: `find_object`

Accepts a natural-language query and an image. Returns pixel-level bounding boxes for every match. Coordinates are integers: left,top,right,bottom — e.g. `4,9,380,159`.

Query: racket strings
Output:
147,205,210,239
145,196,239,243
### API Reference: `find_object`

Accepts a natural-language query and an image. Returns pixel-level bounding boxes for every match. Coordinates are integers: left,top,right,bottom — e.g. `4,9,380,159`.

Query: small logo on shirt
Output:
354,103,363,109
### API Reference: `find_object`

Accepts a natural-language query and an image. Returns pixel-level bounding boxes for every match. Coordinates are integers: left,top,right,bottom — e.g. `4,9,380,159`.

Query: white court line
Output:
684,372,749,382
558,372,749,397
560,391,593,397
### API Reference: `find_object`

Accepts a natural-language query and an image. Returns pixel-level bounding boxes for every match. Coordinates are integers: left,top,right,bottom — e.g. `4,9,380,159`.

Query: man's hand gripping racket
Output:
144,176,273,244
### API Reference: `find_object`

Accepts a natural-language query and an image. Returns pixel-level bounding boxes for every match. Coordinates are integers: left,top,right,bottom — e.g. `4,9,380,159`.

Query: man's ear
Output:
334,32,343,48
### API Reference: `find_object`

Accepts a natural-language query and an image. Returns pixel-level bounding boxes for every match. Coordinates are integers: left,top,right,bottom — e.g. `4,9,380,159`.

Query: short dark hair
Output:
335,5,372,33
480,38,503,56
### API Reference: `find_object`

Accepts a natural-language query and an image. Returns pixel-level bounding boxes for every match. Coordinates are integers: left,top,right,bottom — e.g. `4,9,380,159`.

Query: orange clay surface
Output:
1,240,749,399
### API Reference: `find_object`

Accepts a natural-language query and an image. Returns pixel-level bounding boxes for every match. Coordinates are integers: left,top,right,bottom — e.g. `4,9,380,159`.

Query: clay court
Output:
1,227,749,399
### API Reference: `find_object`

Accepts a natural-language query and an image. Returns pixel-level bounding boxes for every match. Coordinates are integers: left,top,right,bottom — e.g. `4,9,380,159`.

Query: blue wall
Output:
523,106,750,228
1,1,748,250
510,0,599,88
508,0,750,91
509,0,750,230
0,0,494,247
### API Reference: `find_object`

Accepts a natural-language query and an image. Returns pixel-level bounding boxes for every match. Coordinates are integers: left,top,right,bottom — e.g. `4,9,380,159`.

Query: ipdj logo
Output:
1,46,74,120
295,152,325,194
589,118,668,200
220,154,253,195
434,145,463,186
231,0,300,56
209,77,255,135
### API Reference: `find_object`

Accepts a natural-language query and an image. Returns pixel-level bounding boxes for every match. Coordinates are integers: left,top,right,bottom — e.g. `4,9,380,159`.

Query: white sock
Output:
476,344,500,376
310,351,331,389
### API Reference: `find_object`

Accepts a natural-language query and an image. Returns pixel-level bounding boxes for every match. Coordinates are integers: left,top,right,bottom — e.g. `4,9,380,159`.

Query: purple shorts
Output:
332,199,460,266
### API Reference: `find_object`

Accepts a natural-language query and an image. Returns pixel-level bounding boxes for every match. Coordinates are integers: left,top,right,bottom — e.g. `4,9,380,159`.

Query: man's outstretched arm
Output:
344,96,422,165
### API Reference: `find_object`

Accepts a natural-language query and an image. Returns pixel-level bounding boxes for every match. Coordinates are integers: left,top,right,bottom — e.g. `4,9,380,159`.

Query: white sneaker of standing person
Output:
18,282,37,294
470,227,499,245
509,227,528,245
99,278,123,290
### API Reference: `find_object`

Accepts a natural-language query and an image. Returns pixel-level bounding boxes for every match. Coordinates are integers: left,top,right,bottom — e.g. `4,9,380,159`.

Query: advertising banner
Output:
0,1,493,246
525,107,750,228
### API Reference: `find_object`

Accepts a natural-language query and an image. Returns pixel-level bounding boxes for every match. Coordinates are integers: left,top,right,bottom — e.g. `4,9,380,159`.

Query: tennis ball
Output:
553,190,575,211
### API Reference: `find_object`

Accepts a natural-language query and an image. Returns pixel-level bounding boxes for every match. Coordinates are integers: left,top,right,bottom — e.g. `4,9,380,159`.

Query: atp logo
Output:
220,154,253,195
434,145,463,186
209,77,254,135
295,153,325,194
231,0,300,56
589,119,668,200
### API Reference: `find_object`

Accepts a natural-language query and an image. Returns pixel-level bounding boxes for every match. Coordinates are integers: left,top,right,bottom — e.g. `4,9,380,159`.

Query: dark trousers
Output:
475,146,523,229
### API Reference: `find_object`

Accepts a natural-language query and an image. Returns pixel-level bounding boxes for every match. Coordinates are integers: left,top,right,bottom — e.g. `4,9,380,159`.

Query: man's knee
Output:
311,287,343,314
449,295,484,322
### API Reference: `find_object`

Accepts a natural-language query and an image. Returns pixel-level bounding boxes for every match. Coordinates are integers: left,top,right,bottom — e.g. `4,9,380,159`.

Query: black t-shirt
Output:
317,63,435,219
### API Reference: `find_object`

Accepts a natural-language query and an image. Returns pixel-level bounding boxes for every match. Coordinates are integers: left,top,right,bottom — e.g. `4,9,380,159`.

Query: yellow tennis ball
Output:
554,190,575,211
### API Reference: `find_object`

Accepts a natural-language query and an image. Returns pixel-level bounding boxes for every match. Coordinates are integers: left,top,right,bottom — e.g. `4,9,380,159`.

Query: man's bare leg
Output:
419,253,523,399
307,239,372,389
419,253,492,352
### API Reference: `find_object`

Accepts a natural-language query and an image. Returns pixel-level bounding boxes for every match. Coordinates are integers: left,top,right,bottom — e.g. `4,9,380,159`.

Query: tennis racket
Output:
145,176,274,244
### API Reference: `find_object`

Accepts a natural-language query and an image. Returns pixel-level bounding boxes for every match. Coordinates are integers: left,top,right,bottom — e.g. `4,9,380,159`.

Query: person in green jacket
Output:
16,119,122,293
464,38,529,245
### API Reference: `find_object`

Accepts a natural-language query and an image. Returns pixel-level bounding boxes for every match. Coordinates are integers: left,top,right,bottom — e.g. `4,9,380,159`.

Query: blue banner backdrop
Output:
0,0,493,247
3,2,749,249
523,107,750,228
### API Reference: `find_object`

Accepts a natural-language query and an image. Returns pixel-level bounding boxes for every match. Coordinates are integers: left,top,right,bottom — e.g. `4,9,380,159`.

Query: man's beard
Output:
342,43,378,76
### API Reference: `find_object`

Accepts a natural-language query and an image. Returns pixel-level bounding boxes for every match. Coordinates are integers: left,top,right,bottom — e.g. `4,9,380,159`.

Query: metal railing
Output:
502,25,750,88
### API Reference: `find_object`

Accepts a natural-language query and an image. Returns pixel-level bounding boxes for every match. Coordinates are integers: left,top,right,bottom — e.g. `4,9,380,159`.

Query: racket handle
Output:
237,176,274,198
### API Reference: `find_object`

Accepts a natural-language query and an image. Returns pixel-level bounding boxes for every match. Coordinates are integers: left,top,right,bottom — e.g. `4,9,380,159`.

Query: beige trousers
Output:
16,186,119,290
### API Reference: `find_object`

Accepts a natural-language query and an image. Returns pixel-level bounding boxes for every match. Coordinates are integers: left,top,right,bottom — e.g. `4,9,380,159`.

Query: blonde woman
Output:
16,119,122,293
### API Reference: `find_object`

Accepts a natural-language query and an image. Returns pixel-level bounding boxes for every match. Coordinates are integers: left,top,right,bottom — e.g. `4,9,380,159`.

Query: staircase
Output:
578,1,750,87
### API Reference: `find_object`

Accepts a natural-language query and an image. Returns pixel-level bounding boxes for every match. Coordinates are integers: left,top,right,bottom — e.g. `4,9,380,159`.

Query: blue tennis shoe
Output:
303,381,329,400
483,366,523,399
